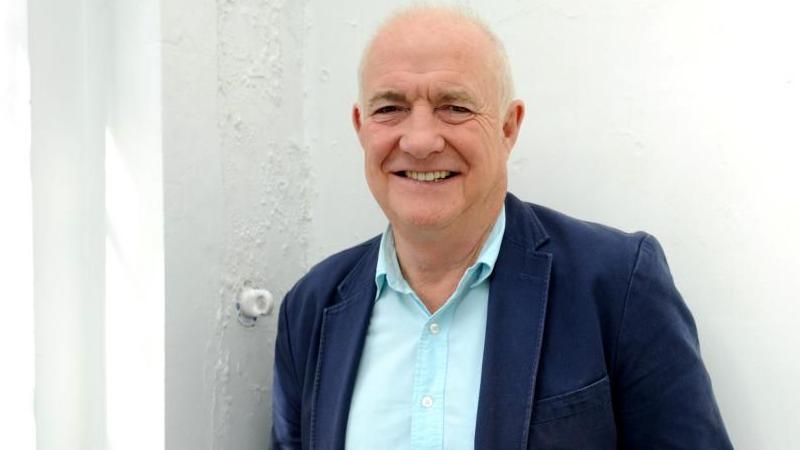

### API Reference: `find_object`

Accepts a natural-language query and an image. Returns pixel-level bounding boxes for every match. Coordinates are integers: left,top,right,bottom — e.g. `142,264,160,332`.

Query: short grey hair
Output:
357,4,515,111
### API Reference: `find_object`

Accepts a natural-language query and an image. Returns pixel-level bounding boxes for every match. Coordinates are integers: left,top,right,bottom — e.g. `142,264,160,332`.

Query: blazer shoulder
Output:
523,201,657,316
281,235,380,317
529,202,650,259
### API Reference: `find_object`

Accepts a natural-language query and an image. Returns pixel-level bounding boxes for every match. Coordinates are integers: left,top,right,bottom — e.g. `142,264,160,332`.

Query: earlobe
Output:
352,104,363,132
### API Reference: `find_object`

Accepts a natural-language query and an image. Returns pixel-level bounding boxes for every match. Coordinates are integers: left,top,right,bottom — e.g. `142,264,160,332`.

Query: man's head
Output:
353,6,525,235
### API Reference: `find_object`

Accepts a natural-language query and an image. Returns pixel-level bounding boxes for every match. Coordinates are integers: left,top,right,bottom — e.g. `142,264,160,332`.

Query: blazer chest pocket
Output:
528,376,616,450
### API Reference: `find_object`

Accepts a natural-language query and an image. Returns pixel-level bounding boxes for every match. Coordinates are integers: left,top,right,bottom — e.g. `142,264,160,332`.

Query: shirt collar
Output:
375,206,507,298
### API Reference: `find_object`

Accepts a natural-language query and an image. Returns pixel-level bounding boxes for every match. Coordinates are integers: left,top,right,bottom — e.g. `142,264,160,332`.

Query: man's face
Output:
354,16,523,233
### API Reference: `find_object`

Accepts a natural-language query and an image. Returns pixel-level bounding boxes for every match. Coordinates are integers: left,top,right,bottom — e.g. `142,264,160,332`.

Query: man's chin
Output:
390,208,460,234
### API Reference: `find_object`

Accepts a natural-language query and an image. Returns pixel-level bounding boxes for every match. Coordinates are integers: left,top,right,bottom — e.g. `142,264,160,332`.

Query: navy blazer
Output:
272,193,732,449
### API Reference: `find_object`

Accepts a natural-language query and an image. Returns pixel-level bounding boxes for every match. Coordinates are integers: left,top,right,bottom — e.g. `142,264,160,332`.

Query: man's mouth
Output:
399,170,457,182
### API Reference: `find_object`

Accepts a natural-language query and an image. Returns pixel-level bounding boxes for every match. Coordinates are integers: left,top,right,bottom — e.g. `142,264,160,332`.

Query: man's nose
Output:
398,107,445,159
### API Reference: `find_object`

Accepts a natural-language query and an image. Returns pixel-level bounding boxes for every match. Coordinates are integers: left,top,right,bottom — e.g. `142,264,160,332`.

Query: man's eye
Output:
374,105,401,115
437,105,474,123
441,105,472,114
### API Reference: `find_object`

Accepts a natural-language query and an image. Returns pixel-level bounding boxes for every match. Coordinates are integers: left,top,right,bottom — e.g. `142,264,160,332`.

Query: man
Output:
272,6,732,449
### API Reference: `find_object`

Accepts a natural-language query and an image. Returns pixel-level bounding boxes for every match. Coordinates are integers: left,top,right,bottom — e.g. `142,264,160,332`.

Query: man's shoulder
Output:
532,202,647,249
302,236,380,287
508,194,649,258
508,196,654,293
281,235,380,314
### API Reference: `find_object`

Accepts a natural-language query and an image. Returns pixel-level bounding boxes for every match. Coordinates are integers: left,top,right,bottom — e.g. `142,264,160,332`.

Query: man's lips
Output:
393,170,459,182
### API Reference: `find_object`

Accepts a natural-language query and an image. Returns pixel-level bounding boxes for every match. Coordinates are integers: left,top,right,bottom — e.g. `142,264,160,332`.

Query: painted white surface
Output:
163,0,309,449
28,1,163,449
29,0,107,447
104,1,164,449
162,0,224,447
0,0,36,448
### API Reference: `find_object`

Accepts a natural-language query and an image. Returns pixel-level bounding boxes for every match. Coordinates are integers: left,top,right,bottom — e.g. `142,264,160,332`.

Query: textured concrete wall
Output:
213,0,309,447
164,0,309,449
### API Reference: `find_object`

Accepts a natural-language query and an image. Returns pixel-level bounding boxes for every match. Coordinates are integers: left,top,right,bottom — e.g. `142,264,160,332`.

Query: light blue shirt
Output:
345,208,506,450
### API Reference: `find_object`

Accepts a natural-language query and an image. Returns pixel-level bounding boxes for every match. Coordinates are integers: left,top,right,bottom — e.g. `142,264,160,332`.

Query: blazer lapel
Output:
310,242,379,450
475,194,552,450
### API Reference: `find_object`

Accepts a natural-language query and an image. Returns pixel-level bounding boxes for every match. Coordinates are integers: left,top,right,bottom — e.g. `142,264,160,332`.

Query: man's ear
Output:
502,100,525,149
352,103,363,133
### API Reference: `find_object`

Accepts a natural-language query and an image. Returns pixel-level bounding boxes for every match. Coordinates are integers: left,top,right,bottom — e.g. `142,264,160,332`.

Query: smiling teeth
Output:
405,170,452,181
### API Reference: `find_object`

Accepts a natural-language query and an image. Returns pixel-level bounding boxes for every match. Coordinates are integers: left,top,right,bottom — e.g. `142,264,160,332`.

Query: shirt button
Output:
421,395,434,408
429,323,440,334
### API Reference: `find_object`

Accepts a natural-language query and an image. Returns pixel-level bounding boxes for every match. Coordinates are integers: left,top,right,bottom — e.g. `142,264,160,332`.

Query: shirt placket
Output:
409,304,452,450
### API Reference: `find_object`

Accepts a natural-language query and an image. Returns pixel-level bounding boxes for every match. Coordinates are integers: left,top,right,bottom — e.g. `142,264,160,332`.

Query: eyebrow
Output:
435,90,476,106
367,91,408,109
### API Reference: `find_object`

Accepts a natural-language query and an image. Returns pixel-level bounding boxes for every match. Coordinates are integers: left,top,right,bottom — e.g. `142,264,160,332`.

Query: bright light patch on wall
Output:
0,0,36,448
105,126,164,450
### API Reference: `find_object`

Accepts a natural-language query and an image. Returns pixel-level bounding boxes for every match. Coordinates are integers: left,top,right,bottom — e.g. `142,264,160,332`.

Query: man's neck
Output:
391,201,503,313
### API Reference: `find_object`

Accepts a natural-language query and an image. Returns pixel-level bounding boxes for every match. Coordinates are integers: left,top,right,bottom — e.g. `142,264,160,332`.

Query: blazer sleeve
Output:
272,293,303,450
613,234,733,449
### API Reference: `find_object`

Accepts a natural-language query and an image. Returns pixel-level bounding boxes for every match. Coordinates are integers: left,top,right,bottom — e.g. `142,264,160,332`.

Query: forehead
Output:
361,15,496,98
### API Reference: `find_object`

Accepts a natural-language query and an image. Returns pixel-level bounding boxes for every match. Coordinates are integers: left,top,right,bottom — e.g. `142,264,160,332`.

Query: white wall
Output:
104,1,164,449
163,0,310,449
303,1,800,449
28,1,163,449
162,0,222,447
29,0,108,447
0,0,36,447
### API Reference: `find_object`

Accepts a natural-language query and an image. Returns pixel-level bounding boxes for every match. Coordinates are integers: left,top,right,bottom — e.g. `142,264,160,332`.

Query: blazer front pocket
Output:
528,375,616,450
